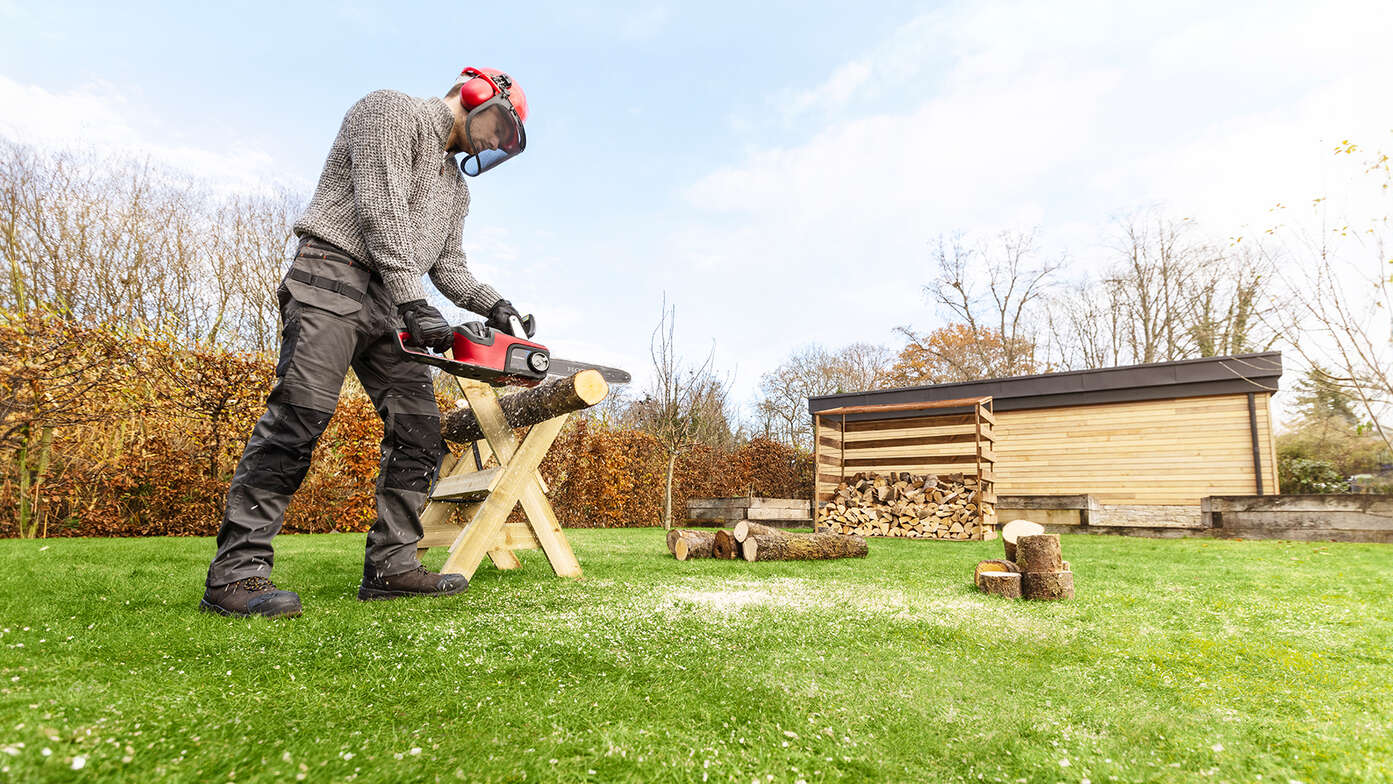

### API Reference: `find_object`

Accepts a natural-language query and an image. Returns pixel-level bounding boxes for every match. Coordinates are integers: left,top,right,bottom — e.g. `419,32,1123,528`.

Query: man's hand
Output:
487,299,536,338
397,300,454,353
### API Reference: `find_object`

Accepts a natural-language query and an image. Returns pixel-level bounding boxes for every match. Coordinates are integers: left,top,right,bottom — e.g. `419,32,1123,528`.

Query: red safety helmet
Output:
455,67,527,176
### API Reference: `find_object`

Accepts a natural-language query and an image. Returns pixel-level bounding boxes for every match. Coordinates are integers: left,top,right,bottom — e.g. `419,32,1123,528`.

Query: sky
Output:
2,0,1391,424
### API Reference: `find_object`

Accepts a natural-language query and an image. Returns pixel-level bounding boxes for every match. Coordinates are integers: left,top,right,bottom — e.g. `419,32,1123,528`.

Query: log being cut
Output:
441,370,608,444
740,532,868,562
816,471,995,540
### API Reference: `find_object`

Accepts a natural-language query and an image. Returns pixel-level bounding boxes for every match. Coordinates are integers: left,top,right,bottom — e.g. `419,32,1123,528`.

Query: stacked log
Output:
974,528,1075,600
666,523,868,563
1001,519,1044,561
1015,533,1074,600
815,471,995,540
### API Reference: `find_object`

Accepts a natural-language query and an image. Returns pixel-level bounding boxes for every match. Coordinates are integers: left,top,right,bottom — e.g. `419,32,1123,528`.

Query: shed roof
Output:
807,352,1282,418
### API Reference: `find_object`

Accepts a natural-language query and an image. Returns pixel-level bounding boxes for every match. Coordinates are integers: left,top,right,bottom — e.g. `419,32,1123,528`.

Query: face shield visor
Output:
460,97,526,176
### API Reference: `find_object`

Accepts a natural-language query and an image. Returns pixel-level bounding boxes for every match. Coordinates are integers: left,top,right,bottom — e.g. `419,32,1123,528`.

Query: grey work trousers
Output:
205,238,448,587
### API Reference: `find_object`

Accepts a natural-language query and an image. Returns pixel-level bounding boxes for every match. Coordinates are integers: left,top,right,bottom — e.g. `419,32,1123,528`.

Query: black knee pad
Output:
243,404,334,495
381,411,447,493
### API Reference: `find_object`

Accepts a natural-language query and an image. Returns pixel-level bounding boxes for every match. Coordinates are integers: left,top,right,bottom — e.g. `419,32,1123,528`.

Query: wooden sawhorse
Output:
416,377,582,580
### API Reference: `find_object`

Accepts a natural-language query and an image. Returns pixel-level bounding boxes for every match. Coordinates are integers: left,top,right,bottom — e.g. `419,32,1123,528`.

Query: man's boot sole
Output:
197,598,303,619
356,583,469,602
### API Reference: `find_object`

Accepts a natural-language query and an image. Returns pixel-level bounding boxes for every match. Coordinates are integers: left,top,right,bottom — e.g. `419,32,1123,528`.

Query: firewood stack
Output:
668,521,868,562
974,520,1075,600
815,471,995,540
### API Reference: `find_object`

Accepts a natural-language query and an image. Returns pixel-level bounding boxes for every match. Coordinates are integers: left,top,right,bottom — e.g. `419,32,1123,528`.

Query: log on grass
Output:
974,559,1019,588
674,530,716,561
740,532,868,562
1021,570,1075,600
441,370,609,444
712,529,740,560
666,528,684,555
977,571,1022,599
1001,519,1045,561
1015,534,1063,573
733,520,786,542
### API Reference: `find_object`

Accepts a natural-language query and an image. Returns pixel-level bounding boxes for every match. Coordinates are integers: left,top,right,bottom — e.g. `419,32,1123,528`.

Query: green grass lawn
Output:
0,530,1390,783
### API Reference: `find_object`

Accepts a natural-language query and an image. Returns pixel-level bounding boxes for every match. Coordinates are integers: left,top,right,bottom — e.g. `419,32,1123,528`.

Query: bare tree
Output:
926,230,1062,371
631,296,727,529
1265,160,1393,453
0,140,298,352
753,342,894,451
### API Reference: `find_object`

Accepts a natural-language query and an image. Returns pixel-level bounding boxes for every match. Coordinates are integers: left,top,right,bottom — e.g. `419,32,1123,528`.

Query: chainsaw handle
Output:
507,313,537,338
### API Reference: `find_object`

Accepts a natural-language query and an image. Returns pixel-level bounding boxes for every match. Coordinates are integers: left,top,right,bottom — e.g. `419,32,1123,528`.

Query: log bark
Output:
974,559,1019,588
666,528,683,555
733,520,785,542
712,529,739,560
740,532,868,562
1001,519,1044,561
1021,570,1074,600
440,370,609,444
977,571,1022,599
1015,534,1063,573
674,530,716,561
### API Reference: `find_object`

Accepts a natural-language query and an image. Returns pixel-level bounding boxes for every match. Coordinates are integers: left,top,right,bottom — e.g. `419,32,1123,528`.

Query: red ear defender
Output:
456,67,499,109
456,67,528,122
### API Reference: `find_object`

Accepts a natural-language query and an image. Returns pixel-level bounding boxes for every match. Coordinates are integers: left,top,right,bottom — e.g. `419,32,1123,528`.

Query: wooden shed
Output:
807,353,1283,527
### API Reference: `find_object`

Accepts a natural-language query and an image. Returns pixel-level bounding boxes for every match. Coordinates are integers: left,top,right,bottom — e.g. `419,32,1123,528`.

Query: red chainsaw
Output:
397,314,630,388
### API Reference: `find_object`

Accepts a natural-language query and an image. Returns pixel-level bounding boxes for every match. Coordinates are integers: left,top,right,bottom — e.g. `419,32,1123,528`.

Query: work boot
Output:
199,576,303,618
358,565,468,601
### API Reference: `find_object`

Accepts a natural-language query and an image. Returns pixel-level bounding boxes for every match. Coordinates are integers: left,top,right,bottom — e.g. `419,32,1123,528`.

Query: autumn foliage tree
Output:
888,323,1041,386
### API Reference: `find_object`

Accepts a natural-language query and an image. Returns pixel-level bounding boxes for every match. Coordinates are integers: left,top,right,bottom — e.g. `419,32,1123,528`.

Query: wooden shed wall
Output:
991,393,1278,505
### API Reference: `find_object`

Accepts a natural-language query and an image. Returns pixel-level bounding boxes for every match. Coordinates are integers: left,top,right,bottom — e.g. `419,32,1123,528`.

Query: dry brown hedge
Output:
0,312,811,537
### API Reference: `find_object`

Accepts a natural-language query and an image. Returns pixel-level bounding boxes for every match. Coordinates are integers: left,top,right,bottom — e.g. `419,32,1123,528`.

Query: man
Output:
200,67,533,618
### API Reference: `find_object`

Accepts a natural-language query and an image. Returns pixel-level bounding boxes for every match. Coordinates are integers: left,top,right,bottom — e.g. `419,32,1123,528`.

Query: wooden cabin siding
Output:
990,393,1278,505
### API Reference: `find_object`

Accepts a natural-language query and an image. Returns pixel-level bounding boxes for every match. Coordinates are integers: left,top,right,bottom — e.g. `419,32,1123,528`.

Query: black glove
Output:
486,299,536,338
397,300,454,353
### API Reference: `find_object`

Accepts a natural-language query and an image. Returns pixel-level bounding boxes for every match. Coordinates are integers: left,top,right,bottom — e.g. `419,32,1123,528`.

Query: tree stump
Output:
977,571,1022,599
1021,570,1074,600
1001,519,1045,561
740,532,868,562
1015,534,1063,573
974,559,1019,589
674,530,716,561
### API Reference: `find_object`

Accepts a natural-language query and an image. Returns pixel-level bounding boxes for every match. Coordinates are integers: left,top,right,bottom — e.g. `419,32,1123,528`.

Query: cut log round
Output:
974,559,1019,588
733,520,785,542
441,370,609,444
741,532,868,562
978,571,1022,599
1021,571,1074,600
1015,534,1063,573
666,528,683,555
712,529,739,560
1001,519,1045,561
674,530,716,561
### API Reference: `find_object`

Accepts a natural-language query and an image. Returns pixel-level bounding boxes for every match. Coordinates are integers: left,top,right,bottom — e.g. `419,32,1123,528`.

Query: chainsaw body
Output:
396,322,550,387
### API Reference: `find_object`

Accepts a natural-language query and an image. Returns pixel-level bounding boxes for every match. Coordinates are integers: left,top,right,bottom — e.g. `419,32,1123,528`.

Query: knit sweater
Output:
294,90,503,312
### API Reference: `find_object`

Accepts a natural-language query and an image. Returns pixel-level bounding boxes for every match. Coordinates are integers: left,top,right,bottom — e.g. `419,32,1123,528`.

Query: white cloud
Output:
663,0,1393,410
0,74,286,192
